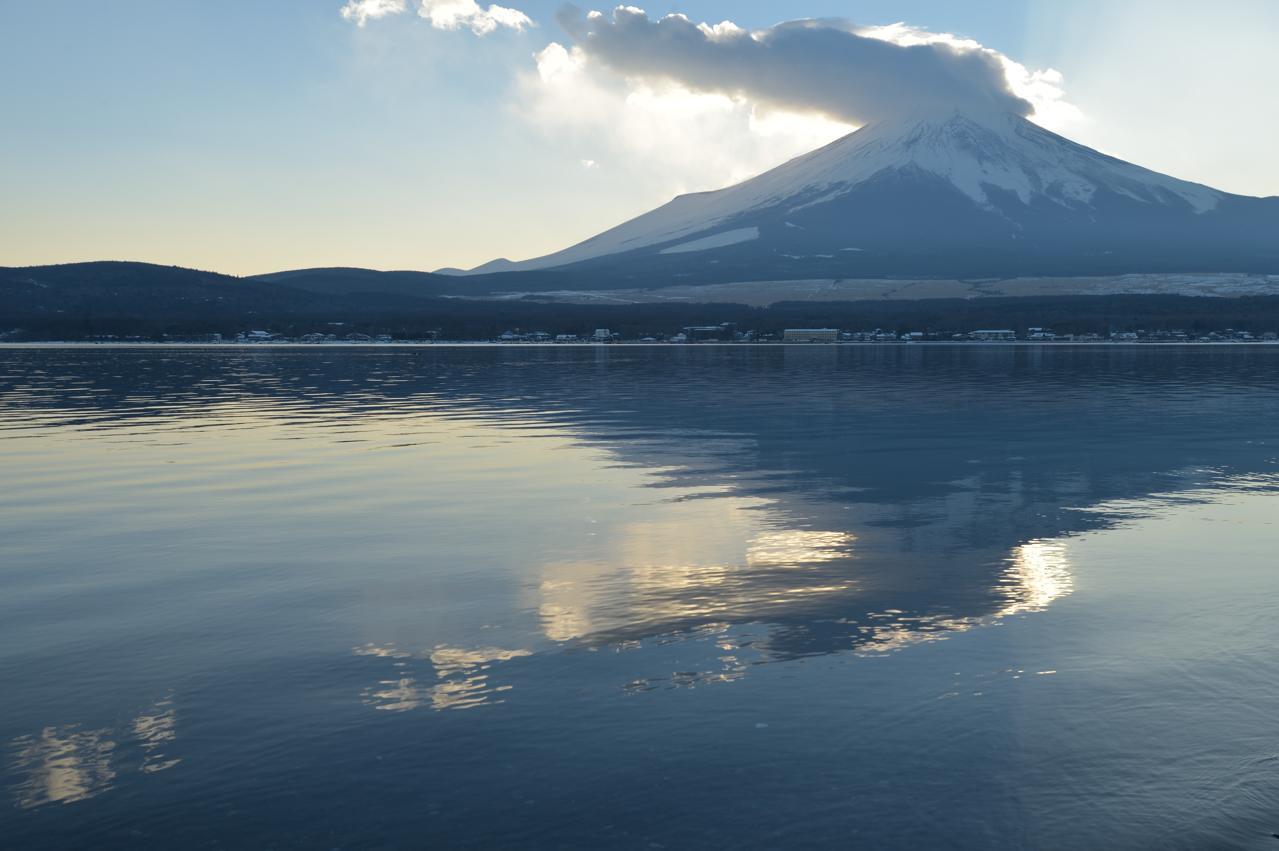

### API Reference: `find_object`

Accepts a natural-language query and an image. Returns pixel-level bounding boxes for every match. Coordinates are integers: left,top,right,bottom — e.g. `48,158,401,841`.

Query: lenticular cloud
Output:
556,5,1034,124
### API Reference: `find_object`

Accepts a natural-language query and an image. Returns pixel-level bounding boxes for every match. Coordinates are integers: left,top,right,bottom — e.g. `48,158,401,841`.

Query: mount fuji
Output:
451,110,1279,287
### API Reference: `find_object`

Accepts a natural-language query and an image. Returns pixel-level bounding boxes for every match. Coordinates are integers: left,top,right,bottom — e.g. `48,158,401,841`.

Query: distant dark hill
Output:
0,261,297,312
0,261,432,337
249,265,586,298
0,261,549,323
249,267,458,299
9,260,1279,344
3,261,244,290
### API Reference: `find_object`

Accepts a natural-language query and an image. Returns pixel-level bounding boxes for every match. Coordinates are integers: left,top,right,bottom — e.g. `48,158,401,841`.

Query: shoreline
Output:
5,341,1279,349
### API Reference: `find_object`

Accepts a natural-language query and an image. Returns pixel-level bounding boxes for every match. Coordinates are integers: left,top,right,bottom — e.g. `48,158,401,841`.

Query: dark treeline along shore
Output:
5,261,1279,342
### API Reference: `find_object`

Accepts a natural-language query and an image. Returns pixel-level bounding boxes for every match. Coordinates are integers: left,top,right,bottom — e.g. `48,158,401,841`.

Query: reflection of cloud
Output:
8,692,185,809
365,677,431,713
429,646,532,711
539,518,857,643
357,642,428,712
624,625,758,692
527,436,1076,676
9,726,117,809
748,530,855,566
1000,540,1075,615
855,611,983,655
853,540,1076,655
539,580,596,642
354,642,411,659
133,694,181,774
357,644,532,712
429,645,532,672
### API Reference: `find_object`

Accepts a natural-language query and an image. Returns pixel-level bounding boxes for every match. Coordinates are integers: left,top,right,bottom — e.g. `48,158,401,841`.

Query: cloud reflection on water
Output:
1002,540,1074,616
357,644,534,712
9,726,116,810
8,694,180,810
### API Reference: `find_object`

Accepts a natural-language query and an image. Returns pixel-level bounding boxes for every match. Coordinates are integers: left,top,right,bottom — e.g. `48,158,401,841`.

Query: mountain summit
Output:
456,111,1279,282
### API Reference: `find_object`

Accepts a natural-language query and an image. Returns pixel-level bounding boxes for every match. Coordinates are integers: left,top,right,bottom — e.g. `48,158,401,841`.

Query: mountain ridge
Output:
450,110,1279,283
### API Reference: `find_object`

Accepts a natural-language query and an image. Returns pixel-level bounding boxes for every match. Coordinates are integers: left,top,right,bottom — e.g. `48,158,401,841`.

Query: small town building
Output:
682,324,735,342
969,329,1016,341
783,328,839,343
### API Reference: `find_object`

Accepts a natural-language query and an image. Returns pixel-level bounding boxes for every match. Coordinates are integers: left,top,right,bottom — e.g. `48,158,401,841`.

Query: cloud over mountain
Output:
555,6,1034,124
519,7,1078,206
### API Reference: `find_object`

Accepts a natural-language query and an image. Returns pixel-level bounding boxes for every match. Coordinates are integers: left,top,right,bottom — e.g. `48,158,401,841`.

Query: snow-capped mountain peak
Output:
803,111,1221,212
456,110,1274,280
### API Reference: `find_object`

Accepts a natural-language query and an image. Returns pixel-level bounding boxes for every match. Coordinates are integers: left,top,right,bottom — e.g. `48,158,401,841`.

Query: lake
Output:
2,345,1278,849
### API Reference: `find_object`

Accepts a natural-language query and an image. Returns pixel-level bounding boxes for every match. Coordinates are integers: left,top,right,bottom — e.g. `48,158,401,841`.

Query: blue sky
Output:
2,0,1276,275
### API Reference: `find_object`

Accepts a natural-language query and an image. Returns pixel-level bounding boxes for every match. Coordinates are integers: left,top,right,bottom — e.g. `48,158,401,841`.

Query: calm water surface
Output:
2,345,1279,849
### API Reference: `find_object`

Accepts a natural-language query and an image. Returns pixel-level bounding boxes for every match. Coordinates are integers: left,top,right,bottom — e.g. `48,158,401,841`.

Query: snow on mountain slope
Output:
658,226,760,254
473,110,1230,274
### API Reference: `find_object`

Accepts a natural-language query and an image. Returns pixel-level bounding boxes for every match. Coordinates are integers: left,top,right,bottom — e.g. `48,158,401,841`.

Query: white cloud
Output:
340,0,407,27
340,0,531,35
519,42,853,199
857,22,1084,131
418,0,531,35
519,10,1084,203
556,7,1041,125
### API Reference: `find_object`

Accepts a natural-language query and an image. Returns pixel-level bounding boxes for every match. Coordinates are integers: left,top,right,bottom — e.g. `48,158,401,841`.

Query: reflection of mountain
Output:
4,345,1278,673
